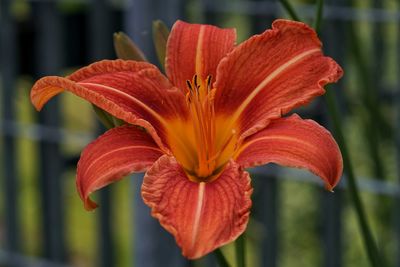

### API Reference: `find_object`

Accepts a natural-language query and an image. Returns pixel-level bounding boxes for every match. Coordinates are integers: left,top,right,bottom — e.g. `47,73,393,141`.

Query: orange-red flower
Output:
31,20,343,259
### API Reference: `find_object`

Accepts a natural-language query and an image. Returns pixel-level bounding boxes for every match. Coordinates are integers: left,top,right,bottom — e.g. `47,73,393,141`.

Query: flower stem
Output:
278,0,301,22
324,90,384,267
347,18,387,181
314,0,324,33
235,233,246,267
92,104,115,129
279,1,385,267
214,248,231,267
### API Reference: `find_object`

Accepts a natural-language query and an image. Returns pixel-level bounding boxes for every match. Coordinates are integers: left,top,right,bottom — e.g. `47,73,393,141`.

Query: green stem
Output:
214,249,231,267
279,1,385,267
278,0,301,22
347,20,387,180
314,0,324,33
325,91,384,267
92,104,115,129
235,233,246,267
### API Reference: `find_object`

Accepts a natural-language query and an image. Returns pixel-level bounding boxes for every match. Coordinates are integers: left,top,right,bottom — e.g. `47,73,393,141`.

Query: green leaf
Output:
278,0,301,22
325,90,386,267
111,116,125,127
235,233,246,267
214,248,231,267
113,32,147,61
94,32,147,129
92,104,115,129
152,20,170,69
314,0,324,33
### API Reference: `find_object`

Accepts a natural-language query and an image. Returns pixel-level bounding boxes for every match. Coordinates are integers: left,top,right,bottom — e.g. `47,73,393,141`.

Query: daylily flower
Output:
31,19,343,259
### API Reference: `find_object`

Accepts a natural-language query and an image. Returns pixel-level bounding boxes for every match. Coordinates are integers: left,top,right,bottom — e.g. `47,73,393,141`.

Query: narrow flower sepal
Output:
152,20,170,67
113,32,147,61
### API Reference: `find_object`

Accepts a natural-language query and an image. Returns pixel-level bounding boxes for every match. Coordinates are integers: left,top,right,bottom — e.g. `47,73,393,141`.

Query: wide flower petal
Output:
166,20,236,92
142,155,252,259
214,19,343,141
77,125,163,211
31,59,188,151
235,114,342,190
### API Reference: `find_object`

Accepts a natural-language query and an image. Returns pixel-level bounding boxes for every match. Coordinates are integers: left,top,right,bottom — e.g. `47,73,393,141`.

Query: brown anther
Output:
206,75,212,88
193,74,199,89
186,80,193,91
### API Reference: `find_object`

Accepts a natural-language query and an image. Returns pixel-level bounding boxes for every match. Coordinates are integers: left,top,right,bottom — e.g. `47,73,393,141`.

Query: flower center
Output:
183,75,237,182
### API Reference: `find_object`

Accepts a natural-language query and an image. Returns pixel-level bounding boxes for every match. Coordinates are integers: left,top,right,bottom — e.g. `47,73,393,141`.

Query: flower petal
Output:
31,59,188,151
142,156,252,259
166,20,236,92
214,19,343,141
77,125,163,211
235,114,342,190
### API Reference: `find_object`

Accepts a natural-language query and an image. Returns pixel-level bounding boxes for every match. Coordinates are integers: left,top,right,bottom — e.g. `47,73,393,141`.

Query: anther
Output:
193,74,199,89
206,75,212,88
186,80,193,92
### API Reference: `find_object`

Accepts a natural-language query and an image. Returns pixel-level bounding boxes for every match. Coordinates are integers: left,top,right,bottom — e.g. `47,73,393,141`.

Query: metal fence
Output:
1,0,399,266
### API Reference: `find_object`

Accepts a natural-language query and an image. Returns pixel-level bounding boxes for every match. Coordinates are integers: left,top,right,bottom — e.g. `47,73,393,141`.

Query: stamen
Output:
184,74,236,180
186,80,193,92
207,129,237,164
206,75,212,89
193,74,199,89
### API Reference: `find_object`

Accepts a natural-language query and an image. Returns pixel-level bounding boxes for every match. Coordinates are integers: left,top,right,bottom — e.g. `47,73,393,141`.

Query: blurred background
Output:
0,0,399,266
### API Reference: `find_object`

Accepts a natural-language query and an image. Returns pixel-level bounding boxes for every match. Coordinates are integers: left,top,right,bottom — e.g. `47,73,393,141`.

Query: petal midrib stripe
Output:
79,82,170,127
82,145,163,179
79,82,195,157
235,134,315,158
232,48,321,122
195,26,205,75
191,182,206,256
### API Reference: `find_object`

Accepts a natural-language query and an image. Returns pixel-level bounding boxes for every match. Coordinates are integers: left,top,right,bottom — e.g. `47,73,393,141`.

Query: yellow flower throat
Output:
169,75,238,182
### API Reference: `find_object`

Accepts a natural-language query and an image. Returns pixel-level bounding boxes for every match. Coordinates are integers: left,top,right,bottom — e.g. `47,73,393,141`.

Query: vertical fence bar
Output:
320,189,343,267
250,4,279,266
319,3,347,266
372,0,384,93
348,0,386,182
396,4,400,266
125,0,184,64
261,174,279,267
371,0,391,255
31,1,66,263
251,0,275,33
252,167,279,267
87,0,115,266
200,0,218,25
97,187,113,267
124,1,188,266
0,0,21,265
